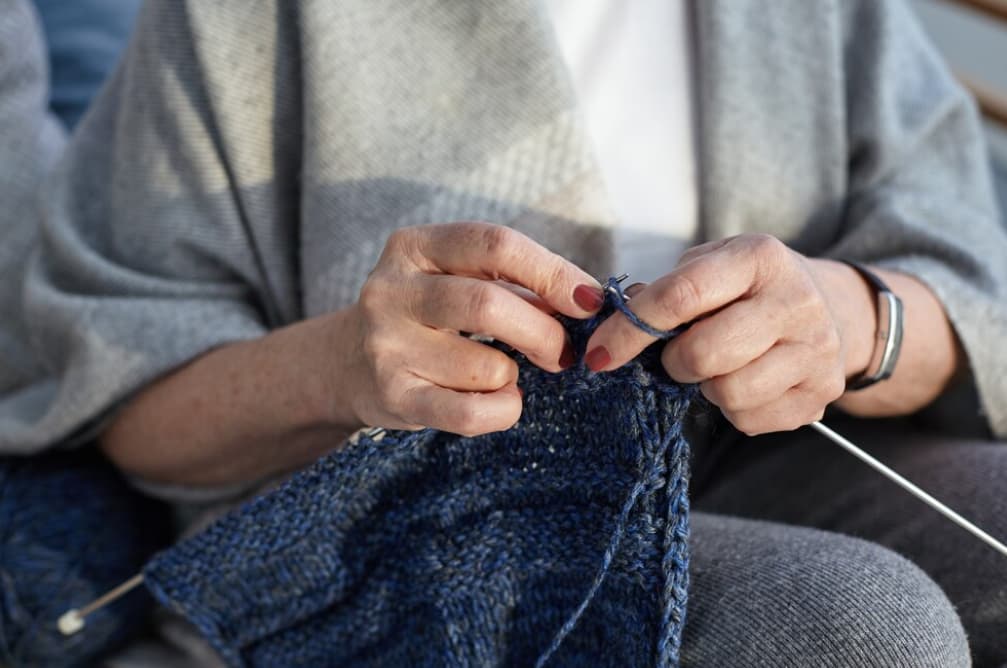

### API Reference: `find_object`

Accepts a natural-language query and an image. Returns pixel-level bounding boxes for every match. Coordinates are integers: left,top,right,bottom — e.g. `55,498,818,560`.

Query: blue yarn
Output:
144,279,697,667
0,448,170,666
603,276,686,340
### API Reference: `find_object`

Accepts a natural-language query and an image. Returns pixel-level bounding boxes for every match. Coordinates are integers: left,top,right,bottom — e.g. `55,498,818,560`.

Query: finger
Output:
675,236,735,267
724,386,827,436
402,380,523,437
624,282,648,299
411,274,572,372
660,298,784,383
494,280,556,315
408,327,519,392
406,222,604,317
585,242,761,372
696,343,811,412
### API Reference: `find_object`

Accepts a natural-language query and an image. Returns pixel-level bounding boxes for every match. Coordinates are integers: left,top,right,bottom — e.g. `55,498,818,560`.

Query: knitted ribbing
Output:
144,281,697,667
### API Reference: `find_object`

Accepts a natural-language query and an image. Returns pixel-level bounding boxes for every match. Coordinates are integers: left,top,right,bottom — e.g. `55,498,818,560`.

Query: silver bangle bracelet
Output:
841,261,904,391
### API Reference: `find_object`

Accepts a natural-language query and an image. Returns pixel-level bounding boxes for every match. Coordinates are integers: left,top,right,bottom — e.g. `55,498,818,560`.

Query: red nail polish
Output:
559,342,575,370
573,284,604,312
585,346,611,372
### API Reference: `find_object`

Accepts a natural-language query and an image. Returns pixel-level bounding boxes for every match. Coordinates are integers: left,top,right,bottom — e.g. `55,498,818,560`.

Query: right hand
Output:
338,222,604,437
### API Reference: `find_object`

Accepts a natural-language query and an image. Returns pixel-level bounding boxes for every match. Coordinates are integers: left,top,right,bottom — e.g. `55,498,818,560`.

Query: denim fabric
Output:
31,0,141,129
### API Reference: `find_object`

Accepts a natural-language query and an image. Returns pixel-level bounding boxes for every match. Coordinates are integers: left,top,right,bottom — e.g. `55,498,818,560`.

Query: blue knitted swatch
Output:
144,280,697,667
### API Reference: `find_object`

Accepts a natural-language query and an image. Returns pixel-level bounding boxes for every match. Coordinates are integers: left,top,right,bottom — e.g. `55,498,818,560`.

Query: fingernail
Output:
559,342,575,370
585,346,611,372
573,284,604,312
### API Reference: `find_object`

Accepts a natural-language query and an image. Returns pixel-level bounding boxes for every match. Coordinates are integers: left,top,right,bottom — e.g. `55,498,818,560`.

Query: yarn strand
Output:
536,278,690,667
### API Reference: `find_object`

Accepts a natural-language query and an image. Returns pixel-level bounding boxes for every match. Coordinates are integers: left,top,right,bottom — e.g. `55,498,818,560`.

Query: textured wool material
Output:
143,285,696,667
0,0,65,400
0,448,169,666
2,0,1006,461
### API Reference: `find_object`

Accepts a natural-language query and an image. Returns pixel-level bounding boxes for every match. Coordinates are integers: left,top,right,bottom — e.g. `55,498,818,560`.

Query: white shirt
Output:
545,0,699,282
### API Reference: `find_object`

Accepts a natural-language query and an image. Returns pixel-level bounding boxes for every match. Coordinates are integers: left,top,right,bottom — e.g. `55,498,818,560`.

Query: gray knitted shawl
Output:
2,0,1006,459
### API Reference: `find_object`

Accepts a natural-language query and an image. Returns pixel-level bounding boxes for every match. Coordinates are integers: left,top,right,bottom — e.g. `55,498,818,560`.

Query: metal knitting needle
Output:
606,272,631,296
58,573,145,635
61,421,1007,636
57,276,1007,635
810,420,1007,557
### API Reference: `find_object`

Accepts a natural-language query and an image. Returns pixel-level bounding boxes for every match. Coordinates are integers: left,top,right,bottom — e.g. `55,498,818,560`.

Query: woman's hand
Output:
336,222,603,437
101,221,603,487
583,234,870,435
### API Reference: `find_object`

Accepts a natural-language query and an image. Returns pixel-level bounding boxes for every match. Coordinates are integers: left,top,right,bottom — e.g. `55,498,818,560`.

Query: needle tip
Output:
58,609,84,636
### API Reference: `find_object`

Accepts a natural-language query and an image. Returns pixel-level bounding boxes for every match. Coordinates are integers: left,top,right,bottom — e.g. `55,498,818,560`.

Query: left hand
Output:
584,234,851,435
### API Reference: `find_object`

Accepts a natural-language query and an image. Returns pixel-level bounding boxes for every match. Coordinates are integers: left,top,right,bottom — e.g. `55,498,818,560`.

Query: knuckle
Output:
543,260,569,295
748,234,791,282
793,279,826,314
480,225,518,265
782,415,806,432
660,274,704,322
453,402,486,438
672,274,704,322
749,233,785,259
821,371,846,403
360,330,388,362
810,323,841,352
790,392,826,429
679,338,718,379
535,323,567,363
384,227,420,259
386,228,409,248
730,413,763,437
713,377,743,410
376,377,405,413
483,357,519,389
465,284,503,331
500,402,523,431
357,279,386,317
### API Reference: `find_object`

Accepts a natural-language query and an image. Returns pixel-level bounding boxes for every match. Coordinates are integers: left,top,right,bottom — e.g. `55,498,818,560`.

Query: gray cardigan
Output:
0,1,64,403
2,0,1006,458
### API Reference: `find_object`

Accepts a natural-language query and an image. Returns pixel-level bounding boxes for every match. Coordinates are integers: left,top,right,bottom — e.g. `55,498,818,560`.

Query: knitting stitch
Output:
143,280,696,667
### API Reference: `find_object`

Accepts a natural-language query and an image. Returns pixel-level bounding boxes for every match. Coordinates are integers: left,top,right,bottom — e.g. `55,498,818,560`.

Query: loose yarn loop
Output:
144,278,696,667
604,276,686,340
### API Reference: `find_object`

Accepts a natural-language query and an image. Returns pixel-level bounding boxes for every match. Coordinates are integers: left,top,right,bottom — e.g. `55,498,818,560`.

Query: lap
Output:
693,415,1007,666
685,512,969,667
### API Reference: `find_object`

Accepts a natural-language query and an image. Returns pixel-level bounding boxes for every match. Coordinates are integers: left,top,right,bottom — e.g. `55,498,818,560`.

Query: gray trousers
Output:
686,413,1005,667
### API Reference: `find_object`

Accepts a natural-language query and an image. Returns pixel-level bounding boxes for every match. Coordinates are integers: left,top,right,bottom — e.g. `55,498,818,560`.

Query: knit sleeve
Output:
826,0,1007,437
2,0,303,452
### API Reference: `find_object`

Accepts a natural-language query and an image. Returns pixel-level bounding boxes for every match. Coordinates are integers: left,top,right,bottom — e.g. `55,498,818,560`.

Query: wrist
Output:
281,308,365,433
807,258,877,380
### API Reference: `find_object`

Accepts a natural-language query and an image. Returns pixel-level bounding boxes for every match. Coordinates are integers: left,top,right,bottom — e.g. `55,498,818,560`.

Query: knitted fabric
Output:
0,448,169,666
144,280,697,667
